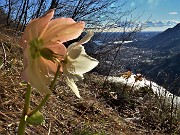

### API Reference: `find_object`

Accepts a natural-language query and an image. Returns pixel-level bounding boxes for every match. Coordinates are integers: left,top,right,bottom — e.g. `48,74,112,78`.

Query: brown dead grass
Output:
0,28,130,135
0,27,179,135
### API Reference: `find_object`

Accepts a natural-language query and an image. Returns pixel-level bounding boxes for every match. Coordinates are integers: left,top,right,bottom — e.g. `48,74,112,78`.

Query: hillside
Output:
0,24,180,134
139,23,180,53
1,28,127,134
142,24,180,94
116,24,180,95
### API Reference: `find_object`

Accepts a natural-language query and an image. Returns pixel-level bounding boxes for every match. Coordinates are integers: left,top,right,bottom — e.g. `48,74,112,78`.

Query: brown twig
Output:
1,42,7,69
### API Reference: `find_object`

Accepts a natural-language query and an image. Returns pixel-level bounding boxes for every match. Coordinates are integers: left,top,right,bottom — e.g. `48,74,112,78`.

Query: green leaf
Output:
26,111,44,125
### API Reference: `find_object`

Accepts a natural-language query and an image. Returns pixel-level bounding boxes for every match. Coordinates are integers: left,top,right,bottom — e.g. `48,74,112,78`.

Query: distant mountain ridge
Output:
132,24,180,95
139,23,180,53
91,25,180,95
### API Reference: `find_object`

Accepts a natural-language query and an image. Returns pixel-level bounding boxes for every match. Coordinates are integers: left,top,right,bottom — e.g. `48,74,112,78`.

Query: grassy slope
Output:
0,28,179,135
0,27,130,135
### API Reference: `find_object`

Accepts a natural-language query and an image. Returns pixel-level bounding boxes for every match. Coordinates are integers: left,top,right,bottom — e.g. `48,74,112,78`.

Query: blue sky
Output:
122,0,180,21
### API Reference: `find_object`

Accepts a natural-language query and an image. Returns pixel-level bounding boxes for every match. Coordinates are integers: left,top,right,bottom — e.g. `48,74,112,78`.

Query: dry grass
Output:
0,28,129,135
85,74,180,134
0,28,179,135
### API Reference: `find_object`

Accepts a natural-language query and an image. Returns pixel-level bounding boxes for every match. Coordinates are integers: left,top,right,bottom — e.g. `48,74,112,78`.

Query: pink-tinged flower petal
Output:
22,57,52,94
41,43,66,74
44,43,67,73
49,21,85,43
45,43,67,58
20,9,85,94
41,18,85,43
22,9,54,43
19,31,28,48
21,46,30,76
41,59,57,74
40,18,76,43
22,46,54,94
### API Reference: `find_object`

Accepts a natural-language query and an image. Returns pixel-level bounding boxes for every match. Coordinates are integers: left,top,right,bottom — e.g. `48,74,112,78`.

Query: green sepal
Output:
40,48,56,62
26,111,44,125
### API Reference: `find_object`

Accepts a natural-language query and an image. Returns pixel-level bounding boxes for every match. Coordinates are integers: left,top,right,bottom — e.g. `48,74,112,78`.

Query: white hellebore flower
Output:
63,31,99,98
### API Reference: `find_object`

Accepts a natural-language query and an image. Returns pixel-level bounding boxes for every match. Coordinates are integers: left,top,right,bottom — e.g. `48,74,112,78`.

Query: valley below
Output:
91,25,180,96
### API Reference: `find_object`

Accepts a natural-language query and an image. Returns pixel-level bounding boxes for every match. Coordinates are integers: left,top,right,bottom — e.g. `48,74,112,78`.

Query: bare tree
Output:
21,0,30,30
48,0,60,10
16,0,28,30
6,0,12,25
35,0,45,18
14,0,24,24
1,0,140,33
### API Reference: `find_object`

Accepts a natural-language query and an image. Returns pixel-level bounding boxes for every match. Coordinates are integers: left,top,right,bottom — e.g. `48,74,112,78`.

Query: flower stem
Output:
27,94,50,117
17,84,31,135
28,64,60,117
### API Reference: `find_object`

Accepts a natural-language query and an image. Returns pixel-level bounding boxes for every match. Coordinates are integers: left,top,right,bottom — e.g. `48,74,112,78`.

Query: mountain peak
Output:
138,22,180,52
173,23,180,30
147,23,180,45
173,23,180,28
164,23,180,33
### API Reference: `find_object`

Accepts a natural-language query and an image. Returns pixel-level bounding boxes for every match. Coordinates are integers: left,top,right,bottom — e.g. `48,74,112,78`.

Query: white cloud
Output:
143,20,179,28
169,12,178,15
